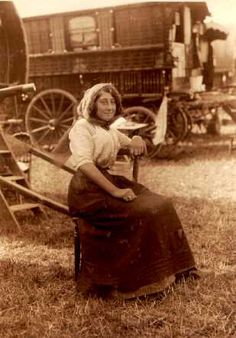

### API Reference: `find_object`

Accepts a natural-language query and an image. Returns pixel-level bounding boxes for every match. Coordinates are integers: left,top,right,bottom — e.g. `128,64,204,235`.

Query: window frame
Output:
64,14,99,51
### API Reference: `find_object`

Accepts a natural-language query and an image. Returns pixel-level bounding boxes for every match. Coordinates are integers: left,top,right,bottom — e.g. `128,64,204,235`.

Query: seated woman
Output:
67,83,198,299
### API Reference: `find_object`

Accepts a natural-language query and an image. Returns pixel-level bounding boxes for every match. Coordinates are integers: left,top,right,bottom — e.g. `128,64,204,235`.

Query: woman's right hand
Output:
111,188,137,202
79,163,137,202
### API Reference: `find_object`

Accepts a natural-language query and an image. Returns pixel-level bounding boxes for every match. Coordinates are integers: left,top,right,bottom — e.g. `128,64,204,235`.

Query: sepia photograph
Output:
0,0,235,337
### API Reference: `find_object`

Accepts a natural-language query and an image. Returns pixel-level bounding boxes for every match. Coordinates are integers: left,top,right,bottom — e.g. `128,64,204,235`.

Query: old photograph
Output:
0,0,235,337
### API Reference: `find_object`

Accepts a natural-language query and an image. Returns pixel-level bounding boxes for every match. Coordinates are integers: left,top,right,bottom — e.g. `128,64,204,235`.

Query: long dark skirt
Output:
68,170,196,297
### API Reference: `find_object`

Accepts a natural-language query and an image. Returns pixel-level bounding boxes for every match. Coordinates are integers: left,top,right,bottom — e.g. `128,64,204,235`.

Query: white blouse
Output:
68,118,131,170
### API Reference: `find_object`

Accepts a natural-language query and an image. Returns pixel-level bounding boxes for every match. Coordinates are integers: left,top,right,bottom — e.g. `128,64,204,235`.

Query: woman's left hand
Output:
129,136,147,156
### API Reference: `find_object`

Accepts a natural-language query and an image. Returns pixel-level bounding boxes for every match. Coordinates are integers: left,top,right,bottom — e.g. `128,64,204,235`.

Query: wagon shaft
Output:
0,84,36,100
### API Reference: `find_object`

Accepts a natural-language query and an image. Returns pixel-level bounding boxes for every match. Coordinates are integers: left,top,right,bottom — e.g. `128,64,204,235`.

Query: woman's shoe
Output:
175,268,201,283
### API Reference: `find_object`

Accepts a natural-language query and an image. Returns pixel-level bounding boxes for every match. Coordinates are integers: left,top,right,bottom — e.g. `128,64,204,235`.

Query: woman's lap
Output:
68,172,196,295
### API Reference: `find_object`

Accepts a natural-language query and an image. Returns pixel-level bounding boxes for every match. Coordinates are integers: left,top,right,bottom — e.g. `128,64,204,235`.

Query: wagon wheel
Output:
182,106,193,138
25,89,77,150
123,106,161,158
153,103,188,158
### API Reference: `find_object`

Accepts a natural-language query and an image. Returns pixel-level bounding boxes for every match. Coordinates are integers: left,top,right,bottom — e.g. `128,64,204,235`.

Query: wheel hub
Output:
48,119,58,130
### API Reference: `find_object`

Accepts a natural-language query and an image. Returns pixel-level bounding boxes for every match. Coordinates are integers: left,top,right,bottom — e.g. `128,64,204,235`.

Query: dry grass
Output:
0,135,236,338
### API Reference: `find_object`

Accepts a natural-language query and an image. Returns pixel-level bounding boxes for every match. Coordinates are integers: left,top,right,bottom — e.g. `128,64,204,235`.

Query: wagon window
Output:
67,16,98,50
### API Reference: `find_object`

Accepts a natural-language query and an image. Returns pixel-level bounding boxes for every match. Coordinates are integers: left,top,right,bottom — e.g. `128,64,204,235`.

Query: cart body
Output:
0,0,28,126
23,1,209,102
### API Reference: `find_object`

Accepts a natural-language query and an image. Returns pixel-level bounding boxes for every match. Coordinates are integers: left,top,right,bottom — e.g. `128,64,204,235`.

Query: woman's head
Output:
93,90,116,122
77,83,123,121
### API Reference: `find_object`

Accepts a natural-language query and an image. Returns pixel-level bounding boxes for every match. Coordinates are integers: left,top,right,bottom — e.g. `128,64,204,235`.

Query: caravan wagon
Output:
2,1,211,155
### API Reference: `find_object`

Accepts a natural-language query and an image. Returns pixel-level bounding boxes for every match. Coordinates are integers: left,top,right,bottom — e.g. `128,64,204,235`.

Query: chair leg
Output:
74,222,81,281
229,136,236,154
132,156,139,182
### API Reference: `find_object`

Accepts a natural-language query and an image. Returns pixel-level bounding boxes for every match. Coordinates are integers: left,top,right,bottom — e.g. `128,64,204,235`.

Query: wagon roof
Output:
21,1,210,22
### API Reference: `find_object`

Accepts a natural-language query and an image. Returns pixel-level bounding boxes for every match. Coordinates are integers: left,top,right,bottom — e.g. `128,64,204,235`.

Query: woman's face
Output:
95,91,116,122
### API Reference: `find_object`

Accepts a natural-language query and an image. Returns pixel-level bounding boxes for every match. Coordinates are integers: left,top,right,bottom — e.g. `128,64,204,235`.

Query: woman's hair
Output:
90,84,123,118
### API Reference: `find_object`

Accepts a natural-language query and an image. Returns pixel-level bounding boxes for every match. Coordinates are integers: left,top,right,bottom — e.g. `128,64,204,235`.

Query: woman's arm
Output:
128,135,147,156
115,129,147,156
80,163,137,201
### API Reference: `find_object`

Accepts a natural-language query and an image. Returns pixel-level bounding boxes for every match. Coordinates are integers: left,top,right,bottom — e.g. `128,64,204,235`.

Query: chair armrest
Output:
117,148,139,182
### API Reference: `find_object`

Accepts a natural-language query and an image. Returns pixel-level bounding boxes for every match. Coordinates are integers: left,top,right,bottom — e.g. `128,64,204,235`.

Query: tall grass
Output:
0,137,235,337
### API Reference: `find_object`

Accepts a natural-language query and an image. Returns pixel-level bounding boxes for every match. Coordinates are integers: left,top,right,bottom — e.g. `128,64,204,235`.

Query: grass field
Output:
0,135,235,338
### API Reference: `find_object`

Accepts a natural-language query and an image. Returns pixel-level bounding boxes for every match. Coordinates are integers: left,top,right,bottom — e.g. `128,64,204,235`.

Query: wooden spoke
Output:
56,94,65,117
37,129,51,144
39,96,53,117
60,117,74,124
28,117,48,124
31,104,52,120
59,123,72,130
30,125,49,134
50,92,56,116
57,102,75,122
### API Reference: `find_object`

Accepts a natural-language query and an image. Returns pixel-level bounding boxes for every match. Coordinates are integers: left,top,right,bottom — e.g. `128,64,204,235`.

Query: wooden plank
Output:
10,202,41,213
97,10,113,49
0,130,45,227
0,150,11,154
3,175,25,181
30,146,75,175
50,16,65,52
0,131,31,186
0,189,21,230
0,176,69,215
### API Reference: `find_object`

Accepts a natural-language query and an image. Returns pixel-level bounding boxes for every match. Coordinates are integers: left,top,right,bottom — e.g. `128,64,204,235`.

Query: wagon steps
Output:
0,130,69,231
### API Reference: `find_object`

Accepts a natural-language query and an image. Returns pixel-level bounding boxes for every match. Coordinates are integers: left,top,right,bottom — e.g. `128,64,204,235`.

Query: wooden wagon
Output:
0,0,37,137
20,1,210,156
